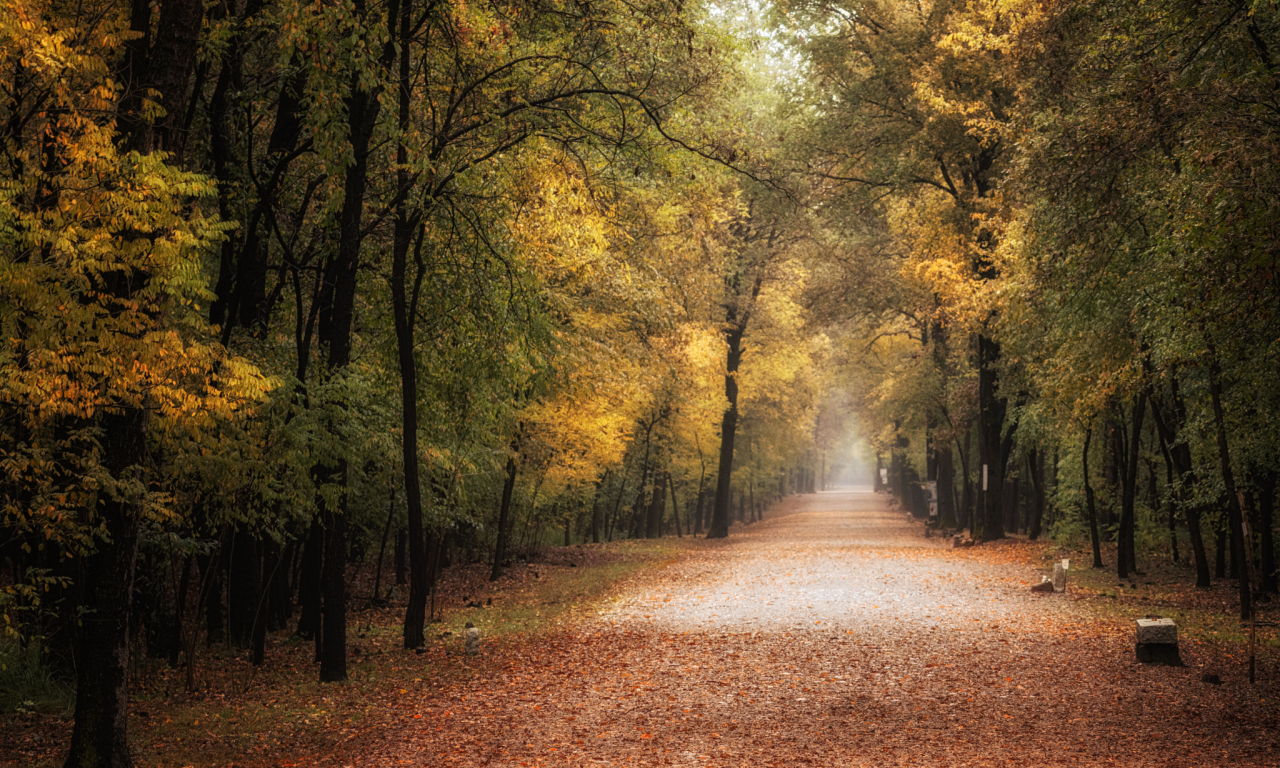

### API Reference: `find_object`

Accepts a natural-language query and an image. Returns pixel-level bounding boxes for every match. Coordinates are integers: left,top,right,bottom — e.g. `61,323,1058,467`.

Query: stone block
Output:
1052,563,1067,592
1136,643,1182,666
1136,618,1180,666
1136,618,1177,645
464,621,480,656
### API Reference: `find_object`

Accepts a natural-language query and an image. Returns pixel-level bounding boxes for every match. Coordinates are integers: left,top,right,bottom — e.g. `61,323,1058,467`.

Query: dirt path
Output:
360,490,1280,767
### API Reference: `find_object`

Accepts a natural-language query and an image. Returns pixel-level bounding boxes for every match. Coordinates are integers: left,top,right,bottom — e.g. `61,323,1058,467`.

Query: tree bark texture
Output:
1083,429,1104,569
708,323,745,539
63,410,147,768
977,334,1007,541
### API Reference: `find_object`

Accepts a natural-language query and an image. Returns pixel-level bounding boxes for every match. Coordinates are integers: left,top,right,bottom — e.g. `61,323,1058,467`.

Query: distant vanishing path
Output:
361,489,1280,767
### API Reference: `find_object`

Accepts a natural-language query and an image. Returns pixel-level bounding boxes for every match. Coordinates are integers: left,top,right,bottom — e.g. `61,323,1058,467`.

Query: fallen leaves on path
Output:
345,492,1280,767
5,491,1278,767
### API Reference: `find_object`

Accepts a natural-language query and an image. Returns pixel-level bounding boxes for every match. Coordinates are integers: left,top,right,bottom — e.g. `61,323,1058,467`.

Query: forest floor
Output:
5,488,1280,767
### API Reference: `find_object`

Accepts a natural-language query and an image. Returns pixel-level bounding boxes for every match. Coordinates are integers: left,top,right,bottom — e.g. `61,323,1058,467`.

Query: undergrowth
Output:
0,640,73,716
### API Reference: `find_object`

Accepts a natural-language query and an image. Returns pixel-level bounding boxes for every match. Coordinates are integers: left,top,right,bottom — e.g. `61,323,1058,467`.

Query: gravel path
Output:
372,489,1280,767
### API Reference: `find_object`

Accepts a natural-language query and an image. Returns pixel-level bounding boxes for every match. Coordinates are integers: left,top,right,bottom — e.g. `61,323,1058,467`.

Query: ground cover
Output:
3,490,1278,767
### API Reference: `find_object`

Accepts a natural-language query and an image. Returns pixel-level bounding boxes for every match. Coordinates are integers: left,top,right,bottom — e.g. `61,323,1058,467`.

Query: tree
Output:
0,0,260,762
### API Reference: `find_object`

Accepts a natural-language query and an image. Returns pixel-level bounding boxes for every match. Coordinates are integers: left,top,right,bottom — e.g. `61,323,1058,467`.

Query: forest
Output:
1,0,1279,764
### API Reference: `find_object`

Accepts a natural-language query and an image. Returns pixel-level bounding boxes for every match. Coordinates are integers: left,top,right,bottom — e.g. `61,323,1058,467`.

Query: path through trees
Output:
353,490,1280,767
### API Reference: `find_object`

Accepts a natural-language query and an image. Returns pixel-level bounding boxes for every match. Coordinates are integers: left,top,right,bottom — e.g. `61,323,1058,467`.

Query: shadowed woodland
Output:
2,0,1280,764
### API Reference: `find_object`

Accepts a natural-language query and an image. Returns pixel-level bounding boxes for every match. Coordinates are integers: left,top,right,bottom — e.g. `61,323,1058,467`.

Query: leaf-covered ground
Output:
350,490,1280,767
6,490,1280,766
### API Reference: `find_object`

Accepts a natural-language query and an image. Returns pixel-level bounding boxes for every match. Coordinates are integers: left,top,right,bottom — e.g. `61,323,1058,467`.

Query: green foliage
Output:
0,640,73,715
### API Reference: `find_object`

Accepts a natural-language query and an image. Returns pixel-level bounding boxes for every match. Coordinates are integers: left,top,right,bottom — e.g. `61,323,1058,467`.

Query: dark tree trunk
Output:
63,407,148,768
646,471,667,539
709,268,762,539
252,541,280,667
201,550,225,646
318,476,348,681
1117,395,1146,579
491,456,519,581
936,442,957,529
1083,429,1104,569
1258,470,1277,594
1149,369,1211,587
66,0,205,750
977,334,1007,541
169,555,193,668
1027,449,1045,540
669,473,683,538
1216,513,1228,579
394,528,407,586
1207,356,1251,620
309,0,405,682
227,530,261,646
590,475,605,544
1162,451,1180,563
296,520,323,639
388,0,432,651
694,488,706,535
956,428,973,531
709,323,746,539
1002,473,1020,534
372,486,395,603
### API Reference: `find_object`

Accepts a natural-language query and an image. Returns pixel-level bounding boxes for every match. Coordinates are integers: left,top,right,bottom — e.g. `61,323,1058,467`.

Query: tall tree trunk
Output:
372,486,395,603
1207,355,1251,620
590,474,606,544
1257,470,1277,594
296,520,323,639
202,550,225,646
491,455,519,581
169,555,193,668
1027,449,1045,540
956,428,973,531
252,541,280,666
1117,395,1146,579
709,268,762,539
977,334,1008,541
318,479,348,682
1083,428,1104,569
669,473,683,538
388,0,432,652
709,323,746,539
64,0,203,757
227,530,261,646
64,410,147,768
394,528,407,586
646,471,667,539
1162,450,1180,563
1148,369,1211,587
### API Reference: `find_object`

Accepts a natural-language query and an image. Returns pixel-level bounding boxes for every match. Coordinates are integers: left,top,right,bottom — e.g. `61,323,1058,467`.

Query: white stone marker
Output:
1052,563,1067,592
464,621,480,656
1136,618,1177,645
1136,618,1181,665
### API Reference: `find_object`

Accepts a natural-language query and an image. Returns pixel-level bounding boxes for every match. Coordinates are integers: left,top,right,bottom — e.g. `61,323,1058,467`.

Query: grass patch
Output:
1040,543,1280,653
436,537,694,642
0,640,73,716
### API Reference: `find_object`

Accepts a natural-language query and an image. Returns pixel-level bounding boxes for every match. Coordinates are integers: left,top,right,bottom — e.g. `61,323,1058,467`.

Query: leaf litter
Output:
5,490,1279,767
